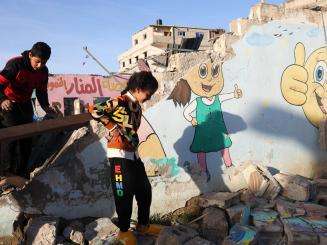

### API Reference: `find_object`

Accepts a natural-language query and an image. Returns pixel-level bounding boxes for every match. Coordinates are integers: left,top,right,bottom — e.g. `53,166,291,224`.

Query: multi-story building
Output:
118,20,224,72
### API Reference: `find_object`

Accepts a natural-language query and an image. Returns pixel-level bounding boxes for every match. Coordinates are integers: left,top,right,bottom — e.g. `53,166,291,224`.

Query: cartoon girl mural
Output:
168,56,243,181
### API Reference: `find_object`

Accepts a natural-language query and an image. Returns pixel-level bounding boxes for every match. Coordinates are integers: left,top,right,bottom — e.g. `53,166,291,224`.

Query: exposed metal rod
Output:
83,46,114,76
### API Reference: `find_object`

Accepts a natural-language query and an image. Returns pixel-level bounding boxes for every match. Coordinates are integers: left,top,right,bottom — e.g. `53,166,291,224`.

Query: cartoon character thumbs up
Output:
281,42,309,106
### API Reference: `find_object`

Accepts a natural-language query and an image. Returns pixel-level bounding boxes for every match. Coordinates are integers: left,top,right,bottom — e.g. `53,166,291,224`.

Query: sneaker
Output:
116,230,137,245
136,224,163,236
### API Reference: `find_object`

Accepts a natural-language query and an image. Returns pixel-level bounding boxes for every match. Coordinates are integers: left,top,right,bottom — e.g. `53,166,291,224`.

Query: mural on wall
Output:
47,74,128,114
139,21,327,182
167,58,243,181
281,42,327,127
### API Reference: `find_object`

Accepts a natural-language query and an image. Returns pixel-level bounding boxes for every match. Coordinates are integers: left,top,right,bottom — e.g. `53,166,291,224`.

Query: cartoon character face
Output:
304,47,327,119
281,43,327,127
183,59,224,98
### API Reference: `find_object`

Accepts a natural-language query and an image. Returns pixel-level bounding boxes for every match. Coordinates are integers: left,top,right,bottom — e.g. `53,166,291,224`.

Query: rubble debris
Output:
156,225,198,245
0,195,22,239
184,236,215,245
314,178,327,206
84,217,118,244
223,224,258,245
200,207,229,243
275,197,306,218
168,205,203,225
197,192,240,209
226,204,247,225
281,217,319,245
251,209,284,244
25,216,61,245
63,220,85,245
242,164,281,200
274,173,316,201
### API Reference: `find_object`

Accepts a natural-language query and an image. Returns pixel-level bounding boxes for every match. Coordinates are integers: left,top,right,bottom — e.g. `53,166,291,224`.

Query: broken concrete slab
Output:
226,204,247,225
223,224,258,245
274,173,316,201
184,236,215,245
303,218,327,244
63,221,85,245
156,225,198,245
281,217,318,245
200,207,229,243
168,205,203,225
242,164,270,197
275,197,306,218
25,216,61,245
197,192,240,209
9,127,116,219
84,217,118,244
0,195,22,238
252,210,283,244
221,166,248,192
241,164,281,200
301,203,327,219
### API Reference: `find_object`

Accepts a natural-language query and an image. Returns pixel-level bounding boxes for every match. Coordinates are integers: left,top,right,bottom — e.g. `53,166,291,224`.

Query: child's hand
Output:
234,84,243,99
0,99,13,112
191,118,198,126
100,116,110,125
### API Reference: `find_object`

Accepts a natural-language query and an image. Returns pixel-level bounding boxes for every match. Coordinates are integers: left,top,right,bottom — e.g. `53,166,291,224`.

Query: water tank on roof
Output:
156,19,163,26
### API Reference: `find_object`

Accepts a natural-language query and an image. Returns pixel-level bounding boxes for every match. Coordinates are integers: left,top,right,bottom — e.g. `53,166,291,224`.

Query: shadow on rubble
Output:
173,111,247,193
248,104,327,177
6,125,115,243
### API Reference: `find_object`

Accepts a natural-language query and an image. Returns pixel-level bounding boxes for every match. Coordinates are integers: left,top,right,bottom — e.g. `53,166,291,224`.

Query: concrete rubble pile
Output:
1,129,326,245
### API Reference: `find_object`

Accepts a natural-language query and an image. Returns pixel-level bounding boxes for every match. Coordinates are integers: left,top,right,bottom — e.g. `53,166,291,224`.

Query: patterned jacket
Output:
89,92,142,159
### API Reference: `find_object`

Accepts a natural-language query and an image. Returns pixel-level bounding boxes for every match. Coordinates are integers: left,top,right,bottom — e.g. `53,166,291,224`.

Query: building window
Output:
129,59,132,64
164,31,170,36
178,31,186,37
143,34,147,40
134,39,138,45
196,32,204,38
122,61,125,68
135,56,139,62
144,51,147,58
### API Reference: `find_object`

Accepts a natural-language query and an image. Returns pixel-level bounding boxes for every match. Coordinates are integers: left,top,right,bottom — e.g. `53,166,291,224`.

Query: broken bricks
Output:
281,217,319,245
25,216,61,245
251,209,284,244
223,224,258,245
156,225,198,245
197,192,240,209
200,207,229,243
242,164,281,200
274,173,316,202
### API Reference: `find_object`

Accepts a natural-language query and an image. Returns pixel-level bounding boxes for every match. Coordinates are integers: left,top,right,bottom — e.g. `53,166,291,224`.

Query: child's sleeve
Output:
0,59,19,101
88,98,119,123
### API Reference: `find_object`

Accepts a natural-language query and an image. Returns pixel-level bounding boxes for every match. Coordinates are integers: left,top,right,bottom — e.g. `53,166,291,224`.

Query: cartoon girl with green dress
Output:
168,58,242,181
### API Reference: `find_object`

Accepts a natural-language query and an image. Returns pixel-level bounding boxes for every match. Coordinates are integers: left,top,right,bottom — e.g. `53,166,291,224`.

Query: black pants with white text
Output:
109,157,152,232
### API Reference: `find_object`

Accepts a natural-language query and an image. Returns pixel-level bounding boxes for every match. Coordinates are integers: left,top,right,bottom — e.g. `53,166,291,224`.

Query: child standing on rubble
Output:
0,42,56,180
89,71,162,245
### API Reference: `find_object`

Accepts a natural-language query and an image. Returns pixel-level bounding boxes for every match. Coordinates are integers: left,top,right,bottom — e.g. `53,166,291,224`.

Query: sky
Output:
0,0,285,75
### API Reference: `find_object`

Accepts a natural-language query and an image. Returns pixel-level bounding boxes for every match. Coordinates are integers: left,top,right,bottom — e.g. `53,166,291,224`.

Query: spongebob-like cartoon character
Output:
281,42,327,127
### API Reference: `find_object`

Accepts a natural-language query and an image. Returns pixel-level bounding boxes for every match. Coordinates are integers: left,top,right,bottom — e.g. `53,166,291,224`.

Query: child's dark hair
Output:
30,42,51,61
121,71,158,96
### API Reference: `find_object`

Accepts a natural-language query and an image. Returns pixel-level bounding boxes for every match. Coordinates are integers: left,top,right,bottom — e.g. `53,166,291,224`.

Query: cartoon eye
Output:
198,64,208,79
211,64,220,78
314,61,327,83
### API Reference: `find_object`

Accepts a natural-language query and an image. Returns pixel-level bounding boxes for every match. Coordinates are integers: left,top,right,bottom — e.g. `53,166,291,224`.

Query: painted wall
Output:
19,18,327,219
42,74,128,115
140,19,327,183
